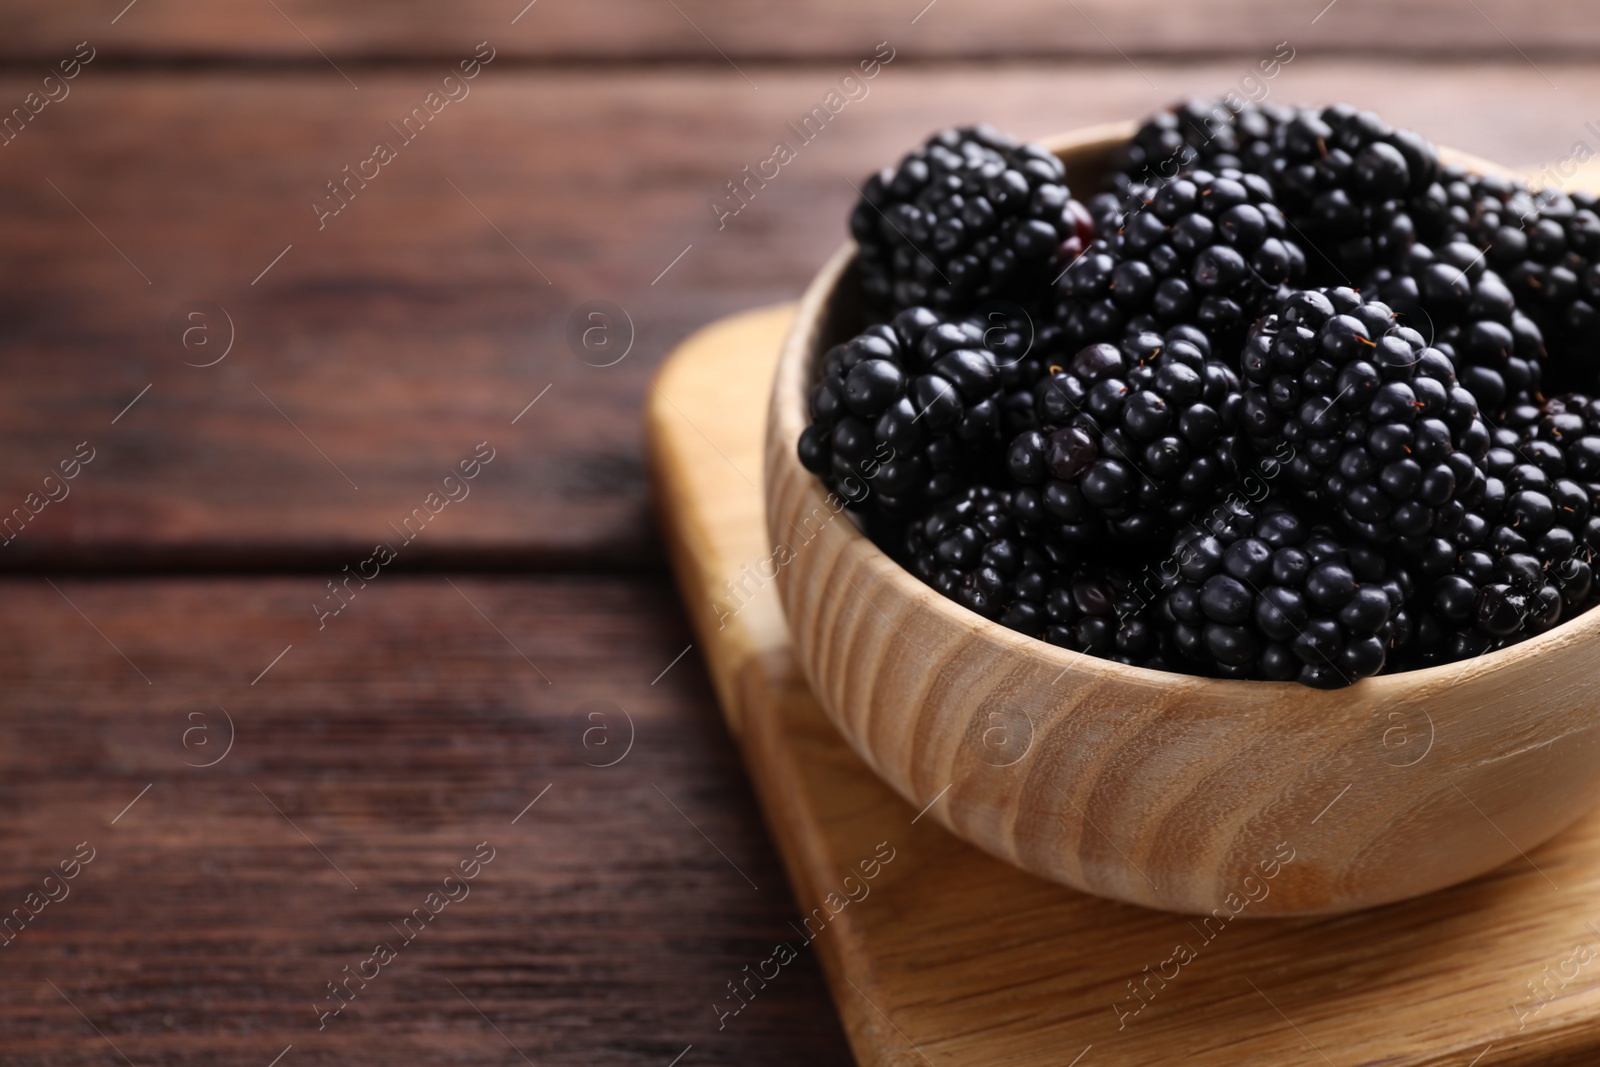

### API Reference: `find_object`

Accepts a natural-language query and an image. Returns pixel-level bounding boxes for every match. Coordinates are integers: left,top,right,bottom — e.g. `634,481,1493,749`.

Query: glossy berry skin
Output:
1261,104,1440,283
1119,99,1294,182
851,125,1096,315
1068,166,1305,347
1041,563,1172,666
1424,166,1600,388
903,486,1053,630
1501,393,1600,582
900,486,1168,665
1009,324,1245,544
1161,499,1407,687
1395,393,1600,669
1124,101,1442,284
799,305,1036,516
1238,287,1492,542
1498,187,1600,386
1366,238,1547,419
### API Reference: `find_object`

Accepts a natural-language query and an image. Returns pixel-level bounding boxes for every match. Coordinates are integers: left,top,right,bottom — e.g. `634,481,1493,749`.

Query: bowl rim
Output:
769,119,1600,702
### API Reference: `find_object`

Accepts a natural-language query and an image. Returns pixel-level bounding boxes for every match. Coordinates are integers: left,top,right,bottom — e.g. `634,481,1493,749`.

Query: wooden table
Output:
1,3,1596,1063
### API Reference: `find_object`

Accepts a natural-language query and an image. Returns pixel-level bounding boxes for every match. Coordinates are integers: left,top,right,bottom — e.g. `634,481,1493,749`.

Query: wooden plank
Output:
646,304,1600,1066
2,0,1598,62
2,61,1597,569
0,574,853,1065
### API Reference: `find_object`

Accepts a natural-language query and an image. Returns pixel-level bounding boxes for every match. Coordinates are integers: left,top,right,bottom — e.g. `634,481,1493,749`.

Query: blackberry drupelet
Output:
850,126,1096,316
1238,287,1492,542
798,305,1040,515
1162,499,1409,687
1066,167,1305,348
1007,323,1246,544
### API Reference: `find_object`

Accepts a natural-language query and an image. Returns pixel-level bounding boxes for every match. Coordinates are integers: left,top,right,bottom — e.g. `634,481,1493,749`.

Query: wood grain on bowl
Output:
764,124,1600,916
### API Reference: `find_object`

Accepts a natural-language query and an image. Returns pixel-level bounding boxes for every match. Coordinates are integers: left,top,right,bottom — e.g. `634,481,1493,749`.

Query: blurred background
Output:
1,1,1597,1063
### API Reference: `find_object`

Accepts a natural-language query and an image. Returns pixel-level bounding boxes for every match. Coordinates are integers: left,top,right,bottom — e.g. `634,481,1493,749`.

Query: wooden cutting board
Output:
645,303,1600,1067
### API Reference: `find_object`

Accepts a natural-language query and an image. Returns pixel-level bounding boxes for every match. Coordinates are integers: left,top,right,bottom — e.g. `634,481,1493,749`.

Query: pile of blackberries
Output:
802,107,1600,688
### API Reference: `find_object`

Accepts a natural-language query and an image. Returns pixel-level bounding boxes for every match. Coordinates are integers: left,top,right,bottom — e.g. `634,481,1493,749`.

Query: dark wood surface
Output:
2,0,1598,62
0,577,852,1065
7,5,1600,1061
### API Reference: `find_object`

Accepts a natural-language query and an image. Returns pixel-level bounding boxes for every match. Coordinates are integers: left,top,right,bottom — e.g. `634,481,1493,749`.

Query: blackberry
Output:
1397,393,1600,667
1366,239,1546,419
1162,499,1409,687
1067,166,1304,350
1119,99,1292,187
1500,393,1600,570
1418,166,1600,389
798,306,1042,515
1238,287,1491,542
850,126,1096,316
1422,164,1545,249
903,486,1054,631
1406,547,1567,668
1042,561,1172,666
1455,173,1600,388
902,486,1171,664
1007,324,1245,543
1258,104,1440,282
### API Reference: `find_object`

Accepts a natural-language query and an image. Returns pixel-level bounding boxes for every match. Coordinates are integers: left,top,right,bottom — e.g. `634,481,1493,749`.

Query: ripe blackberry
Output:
1397,393,1600,667
798,306,1041,515
1119,99,1292,187
1161,498,1409,687
903,485,1055,632
1238,287,1492,542
1042,562,1172,666
1065,166,1305,348
1254,104,1440,282
1406,548,1568,667
1450,172,1600,387
1007,324,1245,543
1365,239,1546,419
1421,164,1544,248
850,126,1096,316
902,486,1171,664
1499,393,1600,567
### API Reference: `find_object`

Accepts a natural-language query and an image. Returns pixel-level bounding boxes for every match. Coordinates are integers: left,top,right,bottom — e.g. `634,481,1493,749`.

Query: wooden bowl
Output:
765,121,1600,916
